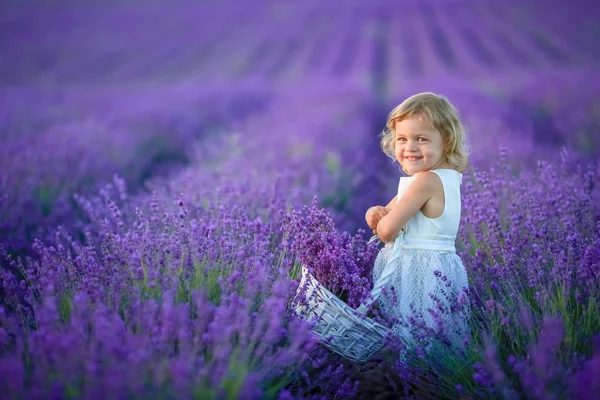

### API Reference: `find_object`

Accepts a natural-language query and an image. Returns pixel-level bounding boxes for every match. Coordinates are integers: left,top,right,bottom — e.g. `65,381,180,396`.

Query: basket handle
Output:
358,233,404,314
368,234,382,245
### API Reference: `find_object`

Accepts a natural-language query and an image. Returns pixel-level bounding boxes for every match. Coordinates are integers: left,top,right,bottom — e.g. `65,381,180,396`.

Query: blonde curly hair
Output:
380,92,470,172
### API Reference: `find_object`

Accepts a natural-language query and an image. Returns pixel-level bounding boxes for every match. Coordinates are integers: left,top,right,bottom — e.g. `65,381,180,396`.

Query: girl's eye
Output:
396,137,426,142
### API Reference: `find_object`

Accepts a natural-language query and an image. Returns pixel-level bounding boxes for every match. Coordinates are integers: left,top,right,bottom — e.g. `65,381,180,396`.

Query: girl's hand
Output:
366,206,390,230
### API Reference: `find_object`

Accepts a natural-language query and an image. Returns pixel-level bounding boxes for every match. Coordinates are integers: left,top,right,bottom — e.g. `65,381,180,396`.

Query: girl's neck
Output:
434,160,453,170
424,163,454,172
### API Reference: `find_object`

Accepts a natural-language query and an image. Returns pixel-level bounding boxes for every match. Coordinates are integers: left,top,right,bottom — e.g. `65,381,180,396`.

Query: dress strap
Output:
358,232,406,312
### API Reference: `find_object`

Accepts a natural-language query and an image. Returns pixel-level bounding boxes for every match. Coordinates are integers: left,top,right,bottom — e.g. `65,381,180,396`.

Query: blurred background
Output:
1,0,599,254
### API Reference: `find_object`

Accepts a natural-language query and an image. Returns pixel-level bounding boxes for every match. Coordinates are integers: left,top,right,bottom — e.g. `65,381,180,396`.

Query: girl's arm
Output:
376,172,439,243
365,195,397,230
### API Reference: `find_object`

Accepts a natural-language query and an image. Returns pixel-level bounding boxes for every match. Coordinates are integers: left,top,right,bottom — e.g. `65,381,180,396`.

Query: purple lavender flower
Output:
281,197,379,308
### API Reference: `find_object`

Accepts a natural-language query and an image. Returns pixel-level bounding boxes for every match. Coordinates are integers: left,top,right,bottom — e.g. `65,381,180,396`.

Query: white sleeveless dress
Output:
371,169,470,351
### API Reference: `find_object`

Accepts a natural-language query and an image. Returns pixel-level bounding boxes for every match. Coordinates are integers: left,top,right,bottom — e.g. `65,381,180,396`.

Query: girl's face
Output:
394,115,449,175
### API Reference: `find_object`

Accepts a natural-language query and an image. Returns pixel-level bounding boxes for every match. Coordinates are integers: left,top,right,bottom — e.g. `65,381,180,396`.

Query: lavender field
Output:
1,0,599,398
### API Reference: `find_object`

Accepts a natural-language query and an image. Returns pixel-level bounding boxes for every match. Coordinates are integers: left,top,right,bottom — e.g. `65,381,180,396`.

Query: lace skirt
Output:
372,241,471,352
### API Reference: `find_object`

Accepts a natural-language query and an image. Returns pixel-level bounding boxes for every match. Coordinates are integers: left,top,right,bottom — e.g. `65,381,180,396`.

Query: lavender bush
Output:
0,187,320,399
281,197,379,308
454,149,599,398
0,86,380,398
1,176,354,398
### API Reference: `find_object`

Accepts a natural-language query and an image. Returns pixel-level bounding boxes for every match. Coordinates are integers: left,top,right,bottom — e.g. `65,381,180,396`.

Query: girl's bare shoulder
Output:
412,171,443,194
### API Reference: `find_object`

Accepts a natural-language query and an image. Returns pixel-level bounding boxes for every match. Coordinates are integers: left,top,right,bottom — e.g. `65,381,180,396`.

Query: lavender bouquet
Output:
281,197,379,309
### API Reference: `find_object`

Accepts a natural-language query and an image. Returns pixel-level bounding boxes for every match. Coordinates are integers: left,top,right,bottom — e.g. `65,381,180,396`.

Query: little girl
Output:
364,92,471,353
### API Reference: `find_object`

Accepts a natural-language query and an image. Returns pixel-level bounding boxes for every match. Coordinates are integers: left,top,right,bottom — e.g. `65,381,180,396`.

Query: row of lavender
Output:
2,0,599,253
1,82,599,398
2,0,596,84
0,84,274,255
3,70,599,260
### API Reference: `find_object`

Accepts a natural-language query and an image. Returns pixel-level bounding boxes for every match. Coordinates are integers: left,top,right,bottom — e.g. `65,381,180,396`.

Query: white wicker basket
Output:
294,262,390,363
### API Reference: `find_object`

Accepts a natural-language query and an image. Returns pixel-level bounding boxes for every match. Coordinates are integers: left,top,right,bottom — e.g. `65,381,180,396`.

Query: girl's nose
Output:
406,140,418,150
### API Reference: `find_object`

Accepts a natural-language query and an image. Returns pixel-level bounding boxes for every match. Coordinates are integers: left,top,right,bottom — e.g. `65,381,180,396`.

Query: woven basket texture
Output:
294,266,389,363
